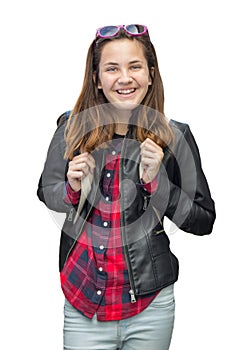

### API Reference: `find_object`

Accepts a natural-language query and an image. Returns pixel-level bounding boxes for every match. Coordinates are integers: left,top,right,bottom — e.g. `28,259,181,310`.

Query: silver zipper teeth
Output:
64,148,137,303
63,204,94,267
119,136,137,303
63,165,103,268
67,208,74,221
143,195,148,210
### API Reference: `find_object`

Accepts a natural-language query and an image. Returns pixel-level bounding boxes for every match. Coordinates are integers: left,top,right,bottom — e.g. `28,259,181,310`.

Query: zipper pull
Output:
68,208,74,222
143,196,148,210
129,289,136,303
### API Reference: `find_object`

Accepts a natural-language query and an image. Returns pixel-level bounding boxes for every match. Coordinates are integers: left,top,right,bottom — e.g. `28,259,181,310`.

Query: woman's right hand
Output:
67,152,96,192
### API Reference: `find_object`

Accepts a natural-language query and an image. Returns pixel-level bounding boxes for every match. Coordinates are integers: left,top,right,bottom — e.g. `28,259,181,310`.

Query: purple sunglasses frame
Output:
96,24,148,39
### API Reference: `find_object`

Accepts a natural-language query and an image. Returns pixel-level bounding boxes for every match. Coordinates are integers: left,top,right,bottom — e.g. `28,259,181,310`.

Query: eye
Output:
131,65,141,70
106,66,118,72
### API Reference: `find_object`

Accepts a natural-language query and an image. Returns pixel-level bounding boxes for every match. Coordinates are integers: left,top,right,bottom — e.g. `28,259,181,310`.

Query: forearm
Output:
150,123,216,235
37,177,72,213
37,113,71,213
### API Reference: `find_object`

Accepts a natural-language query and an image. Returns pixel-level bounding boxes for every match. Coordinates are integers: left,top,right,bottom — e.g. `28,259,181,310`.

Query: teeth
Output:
117,89,135,95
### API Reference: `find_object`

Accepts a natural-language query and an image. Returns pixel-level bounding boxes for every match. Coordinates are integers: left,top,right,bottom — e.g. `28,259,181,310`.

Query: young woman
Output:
37,25,216,350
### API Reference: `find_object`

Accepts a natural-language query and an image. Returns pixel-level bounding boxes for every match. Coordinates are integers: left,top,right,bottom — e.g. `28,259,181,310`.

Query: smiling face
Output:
97,39,153,110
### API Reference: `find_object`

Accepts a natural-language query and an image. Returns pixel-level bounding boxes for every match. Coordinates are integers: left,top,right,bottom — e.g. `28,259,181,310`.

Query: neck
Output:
115,123,128,135
112,106,132,136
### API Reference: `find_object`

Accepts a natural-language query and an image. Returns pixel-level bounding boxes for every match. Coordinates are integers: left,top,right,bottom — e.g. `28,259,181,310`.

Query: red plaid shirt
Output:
61,136,160,321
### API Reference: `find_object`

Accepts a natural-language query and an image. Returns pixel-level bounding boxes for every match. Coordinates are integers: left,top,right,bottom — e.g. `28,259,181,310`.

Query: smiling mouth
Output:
117,88,136,95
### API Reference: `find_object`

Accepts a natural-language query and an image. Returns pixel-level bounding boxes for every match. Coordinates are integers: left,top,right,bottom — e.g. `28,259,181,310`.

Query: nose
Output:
118,70,133,85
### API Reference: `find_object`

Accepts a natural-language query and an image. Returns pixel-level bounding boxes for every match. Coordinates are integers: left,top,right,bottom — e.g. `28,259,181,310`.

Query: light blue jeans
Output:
63,284,175,350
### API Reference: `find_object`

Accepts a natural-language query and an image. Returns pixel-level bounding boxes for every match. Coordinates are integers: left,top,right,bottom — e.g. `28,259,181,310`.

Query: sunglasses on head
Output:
96,24,148,39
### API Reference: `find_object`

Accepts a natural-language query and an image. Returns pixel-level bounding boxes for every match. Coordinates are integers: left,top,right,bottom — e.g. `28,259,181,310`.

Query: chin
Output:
111,101,140,111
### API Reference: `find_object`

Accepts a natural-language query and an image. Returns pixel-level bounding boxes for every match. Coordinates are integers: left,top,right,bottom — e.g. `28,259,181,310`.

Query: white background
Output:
1,0,239,349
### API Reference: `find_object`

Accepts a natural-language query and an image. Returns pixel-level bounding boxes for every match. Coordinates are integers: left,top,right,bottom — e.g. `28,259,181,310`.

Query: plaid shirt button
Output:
99,267,103,272
97,290,102,295
106,172,111,178
103,221,108,227
99,245,104,250
112,150,116,155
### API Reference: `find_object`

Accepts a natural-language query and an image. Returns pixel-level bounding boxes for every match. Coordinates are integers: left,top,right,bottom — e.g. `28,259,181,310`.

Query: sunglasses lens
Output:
125,24,146,35
97,24,147,39
99,26,119,37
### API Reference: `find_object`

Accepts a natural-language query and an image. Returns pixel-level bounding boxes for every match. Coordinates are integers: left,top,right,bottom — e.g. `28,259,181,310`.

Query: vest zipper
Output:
63,162,103,268
63,203,93,268
119,135,137,303
129,289,137,303
67,207,74,221
143,195,148,210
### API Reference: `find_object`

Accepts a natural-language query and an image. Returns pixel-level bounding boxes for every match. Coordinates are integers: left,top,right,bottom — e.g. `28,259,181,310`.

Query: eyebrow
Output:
103,62,119,66
103,60,143,66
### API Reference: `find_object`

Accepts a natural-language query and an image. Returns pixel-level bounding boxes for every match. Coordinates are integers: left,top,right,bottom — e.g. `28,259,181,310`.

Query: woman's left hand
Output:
140,138,164,183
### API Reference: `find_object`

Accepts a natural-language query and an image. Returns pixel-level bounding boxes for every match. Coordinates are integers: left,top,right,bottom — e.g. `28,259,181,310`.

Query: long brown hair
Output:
64,30,174,159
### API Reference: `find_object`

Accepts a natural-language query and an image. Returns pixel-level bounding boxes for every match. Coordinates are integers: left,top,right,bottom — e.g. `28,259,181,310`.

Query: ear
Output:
148,67,155,85
93,72,102,89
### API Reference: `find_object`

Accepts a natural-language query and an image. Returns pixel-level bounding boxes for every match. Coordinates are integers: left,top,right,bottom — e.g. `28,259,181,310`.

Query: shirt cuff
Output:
140,175,159,195
64,182,80,205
